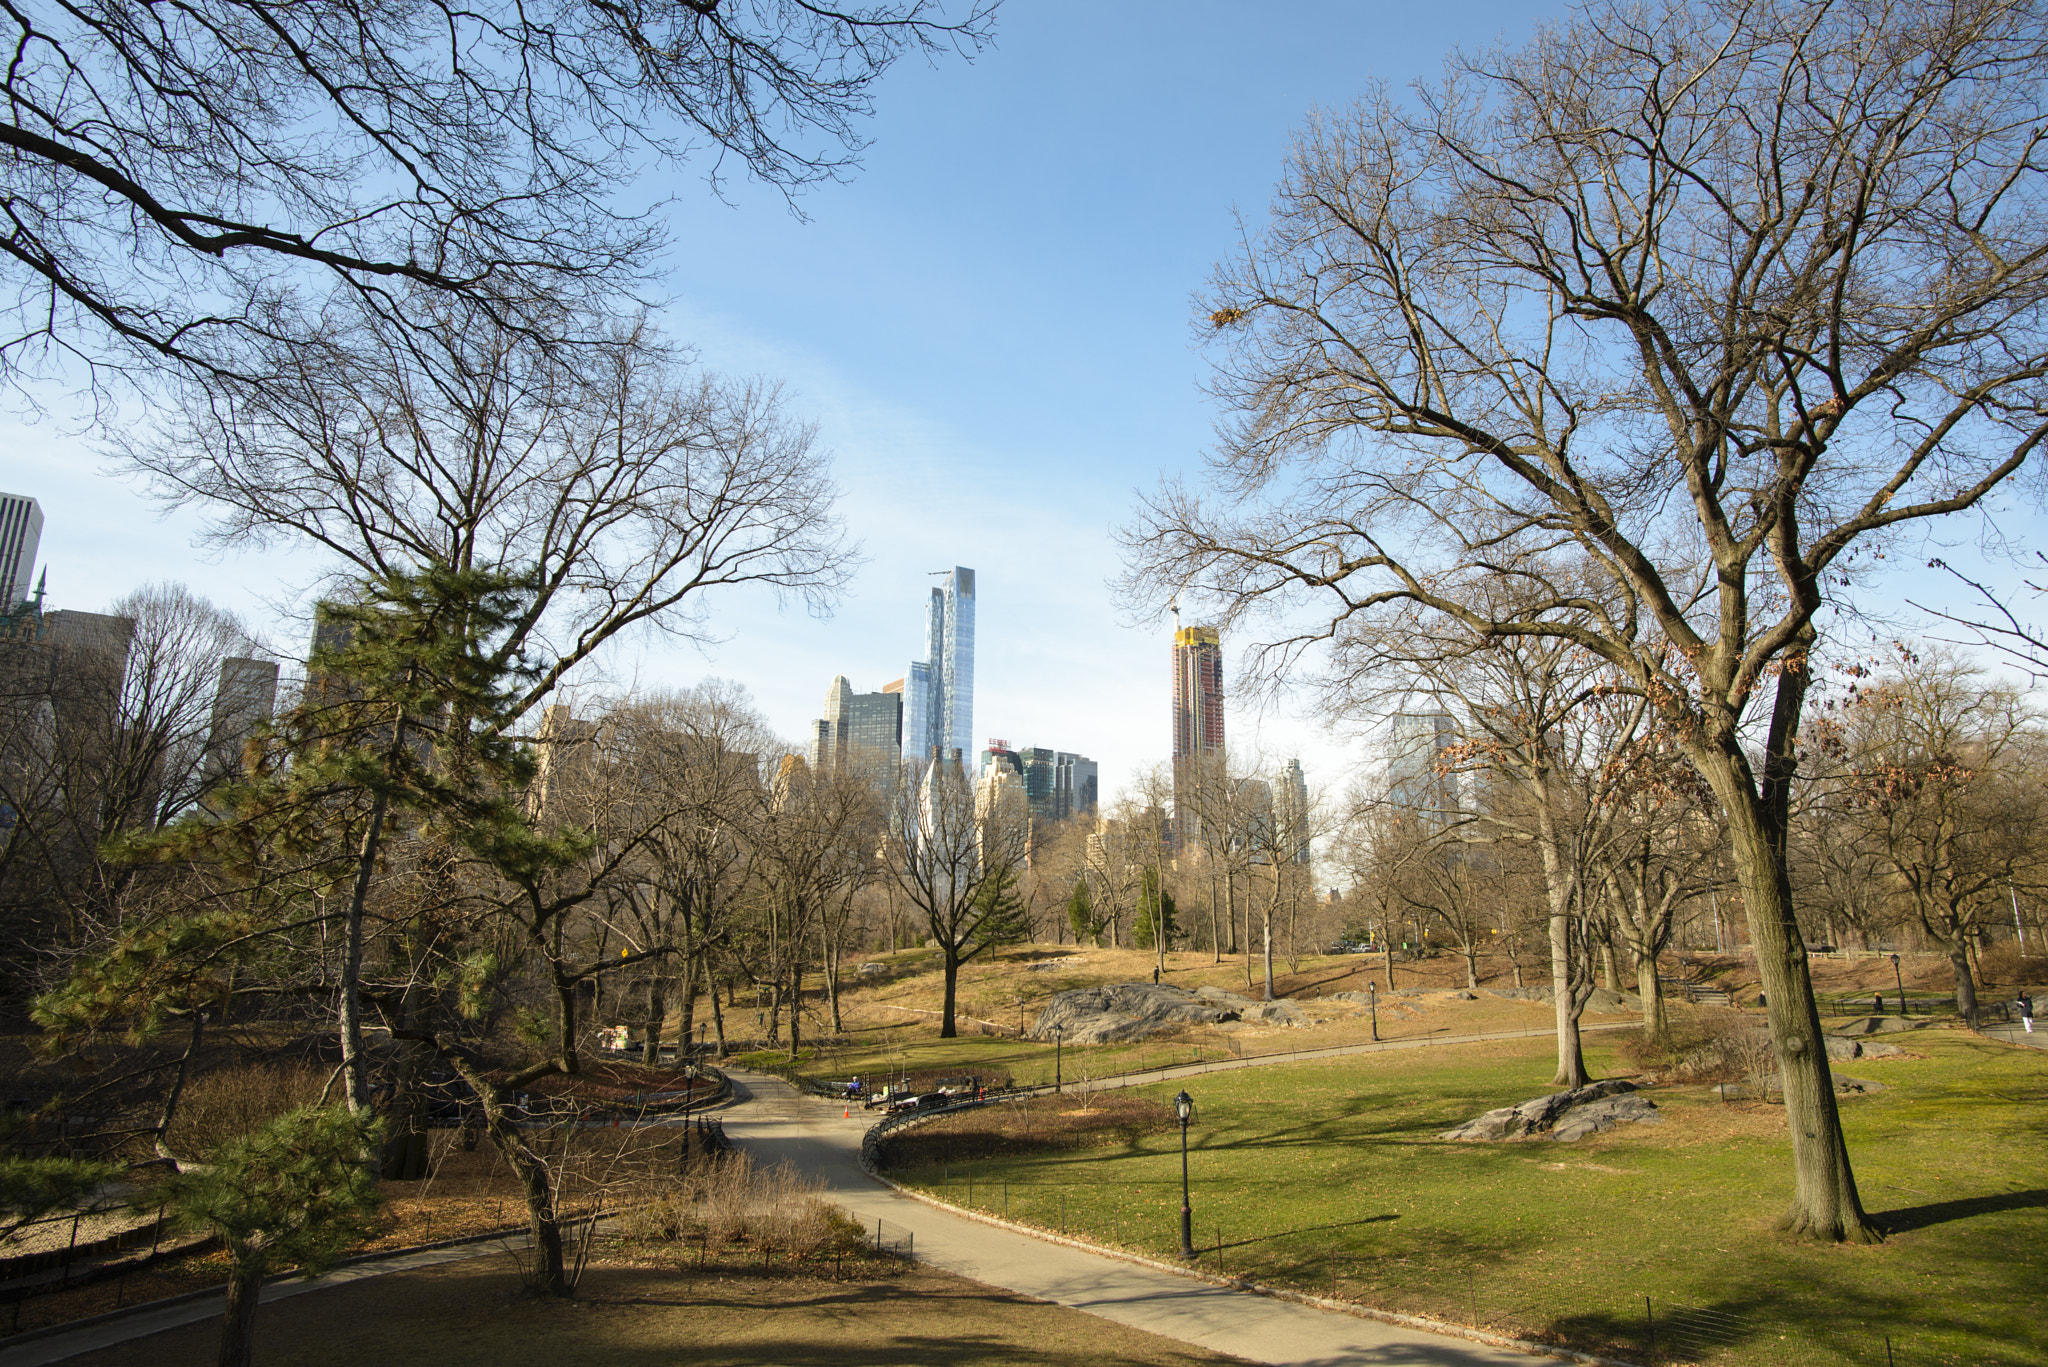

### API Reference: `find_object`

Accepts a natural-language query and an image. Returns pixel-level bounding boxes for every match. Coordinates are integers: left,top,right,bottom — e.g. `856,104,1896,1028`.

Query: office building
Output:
902,567,974,764
203,656,280,783
1388,711,1458,826
1171,623,1224,841
0,493,41,612
1058,752,1098,819
1280,757,1311,864
979,739,1023,781
806,674,902,775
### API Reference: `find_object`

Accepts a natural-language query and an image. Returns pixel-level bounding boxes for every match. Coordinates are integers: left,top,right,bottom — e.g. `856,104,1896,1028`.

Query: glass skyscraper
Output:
903,567,974,764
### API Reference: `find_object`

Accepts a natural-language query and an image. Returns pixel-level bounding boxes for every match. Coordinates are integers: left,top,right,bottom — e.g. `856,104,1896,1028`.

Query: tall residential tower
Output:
1171,623,1224,840
903,567,974,765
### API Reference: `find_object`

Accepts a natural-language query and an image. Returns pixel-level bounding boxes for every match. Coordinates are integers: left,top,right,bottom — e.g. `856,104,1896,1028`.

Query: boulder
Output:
1551,1092,1663,1142
1479,985,1642,1012
1240,1001,1304,1026
1440,1079,1648,1142
1823,1035,1905,1061
1194,985,1255,1007
1027,984,1241,1045
1453,990,1479,1001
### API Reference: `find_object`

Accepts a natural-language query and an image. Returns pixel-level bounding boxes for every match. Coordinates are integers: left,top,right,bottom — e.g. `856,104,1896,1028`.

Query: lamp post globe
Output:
1173,1090,1196,1258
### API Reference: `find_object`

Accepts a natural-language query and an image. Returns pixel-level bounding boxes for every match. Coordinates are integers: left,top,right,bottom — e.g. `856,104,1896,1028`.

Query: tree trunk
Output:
643,980,666,1066
1637,952,1667,1040
1946,936,1980,1025
339,790,389,1118
824,924,844,1034
1600,941,1619,992
940,947,960,1038
706,962,727,1059
1698,726,1879,1243
678,971,698,1060
1209,873,1222,963
1536,808,1588,1088
788,959,803,1060
217,1257,264,1367
1549,904,1587,1088
1463,946,1478,989
1261,906,1275,1002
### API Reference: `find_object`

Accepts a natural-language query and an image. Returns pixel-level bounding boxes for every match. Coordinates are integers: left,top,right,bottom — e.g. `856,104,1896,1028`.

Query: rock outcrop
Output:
1823,1035,1903,1060
1027,984,1242,1044
1439,1079,1662,1143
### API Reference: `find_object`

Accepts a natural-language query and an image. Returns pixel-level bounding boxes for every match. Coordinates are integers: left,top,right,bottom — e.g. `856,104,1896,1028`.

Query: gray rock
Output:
1194,985,1255,1006
1440,1079,1644,1141
1552,1093,1662,1141
1027,983,1242,1044
1834,1075,1886,1096
1241,1000,1304,1026
1454,990,1479,1000
1477,985,1642,1012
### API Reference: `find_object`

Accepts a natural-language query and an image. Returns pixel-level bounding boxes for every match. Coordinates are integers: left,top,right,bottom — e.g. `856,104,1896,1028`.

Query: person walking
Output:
2018,992,2034,1034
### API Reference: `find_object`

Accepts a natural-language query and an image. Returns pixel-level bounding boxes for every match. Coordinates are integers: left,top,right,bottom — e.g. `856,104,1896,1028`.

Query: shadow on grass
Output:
1875,1187,2048,1234
1215,1213,1399,1252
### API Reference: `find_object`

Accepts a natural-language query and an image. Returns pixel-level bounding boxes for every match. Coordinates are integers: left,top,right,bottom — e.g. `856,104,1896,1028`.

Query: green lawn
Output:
892,1031,2048,1367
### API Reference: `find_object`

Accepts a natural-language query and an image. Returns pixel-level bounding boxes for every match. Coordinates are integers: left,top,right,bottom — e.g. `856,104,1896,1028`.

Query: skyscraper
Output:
807,674,903,775
0,492,42,611
1388,712,1458,826
1280,757,1310,864
902,567,974,764
1171,623,1224,840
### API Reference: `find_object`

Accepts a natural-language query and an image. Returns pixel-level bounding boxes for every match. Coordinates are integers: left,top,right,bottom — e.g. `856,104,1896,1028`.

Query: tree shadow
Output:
1215,1213,1399,1252
1876,1188,2048,1234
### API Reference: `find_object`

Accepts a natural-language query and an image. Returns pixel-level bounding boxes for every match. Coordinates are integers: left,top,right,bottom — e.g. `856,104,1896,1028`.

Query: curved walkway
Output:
2,1025,1623,1366
722,1069,1565,1366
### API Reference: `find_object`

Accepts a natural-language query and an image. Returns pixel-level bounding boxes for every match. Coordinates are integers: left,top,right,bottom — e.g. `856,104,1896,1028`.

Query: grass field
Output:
890,1029,2047,1367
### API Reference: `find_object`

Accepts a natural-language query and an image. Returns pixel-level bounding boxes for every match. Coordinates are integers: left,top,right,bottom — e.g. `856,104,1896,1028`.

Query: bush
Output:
1615,1007,1769,1088
620,1151,857,1260
167,1064,329,1158
1975,941,2047,989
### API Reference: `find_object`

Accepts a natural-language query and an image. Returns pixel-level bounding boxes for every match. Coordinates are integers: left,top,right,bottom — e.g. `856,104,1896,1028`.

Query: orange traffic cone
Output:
843,1106,850,1118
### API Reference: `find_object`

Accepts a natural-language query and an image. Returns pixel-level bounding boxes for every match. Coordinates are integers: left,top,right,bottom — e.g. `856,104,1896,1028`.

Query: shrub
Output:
167,1063,328,1158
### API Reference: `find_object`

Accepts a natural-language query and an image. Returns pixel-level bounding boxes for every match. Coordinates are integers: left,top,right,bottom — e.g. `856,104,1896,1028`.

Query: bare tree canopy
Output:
1125,0,2048,1242
0,0,994,388
117,295,857,717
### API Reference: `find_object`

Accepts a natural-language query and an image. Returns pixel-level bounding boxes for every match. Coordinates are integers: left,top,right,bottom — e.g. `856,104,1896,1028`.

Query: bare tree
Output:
887,758,1029,1037
1,0,993,392
1124,0,2048,1241
1833,648,2044,1023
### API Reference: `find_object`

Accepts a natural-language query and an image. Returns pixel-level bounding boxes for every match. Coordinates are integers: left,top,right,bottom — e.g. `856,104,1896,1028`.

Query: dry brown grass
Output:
58,1251,1251,1367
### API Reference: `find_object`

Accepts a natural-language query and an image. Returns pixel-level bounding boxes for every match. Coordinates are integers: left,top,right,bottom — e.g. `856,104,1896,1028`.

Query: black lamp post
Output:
1174,1090,1196,1258
1890,954,1905,1016
1368,981,1379,1042
1054,1024,1064,1094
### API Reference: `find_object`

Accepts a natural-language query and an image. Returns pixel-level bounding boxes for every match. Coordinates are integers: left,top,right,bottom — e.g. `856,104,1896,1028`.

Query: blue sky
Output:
7,0,2045,811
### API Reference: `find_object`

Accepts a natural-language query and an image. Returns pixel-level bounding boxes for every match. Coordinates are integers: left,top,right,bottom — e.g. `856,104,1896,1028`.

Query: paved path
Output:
722,1069,1546,1366
1976,1022,2046,1049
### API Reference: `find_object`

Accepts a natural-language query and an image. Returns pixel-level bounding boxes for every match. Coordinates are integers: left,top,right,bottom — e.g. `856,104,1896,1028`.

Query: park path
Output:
0,1022,1613,1366
721,1068,1545,1367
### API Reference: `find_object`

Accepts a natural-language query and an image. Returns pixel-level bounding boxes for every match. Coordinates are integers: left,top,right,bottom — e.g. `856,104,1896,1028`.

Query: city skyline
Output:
5,0,2039,814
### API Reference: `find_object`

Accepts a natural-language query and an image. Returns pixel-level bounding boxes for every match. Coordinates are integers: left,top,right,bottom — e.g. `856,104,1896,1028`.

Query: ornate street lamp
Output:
1174,1090,1197,1258
1890,954,1906,1016
1054,1023,1064,1094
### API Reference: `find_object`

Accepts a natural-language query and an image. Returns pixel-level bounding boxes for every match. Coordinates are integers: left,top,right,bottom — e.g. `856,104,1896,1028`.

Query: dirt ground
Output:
60,1252,1252,1367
